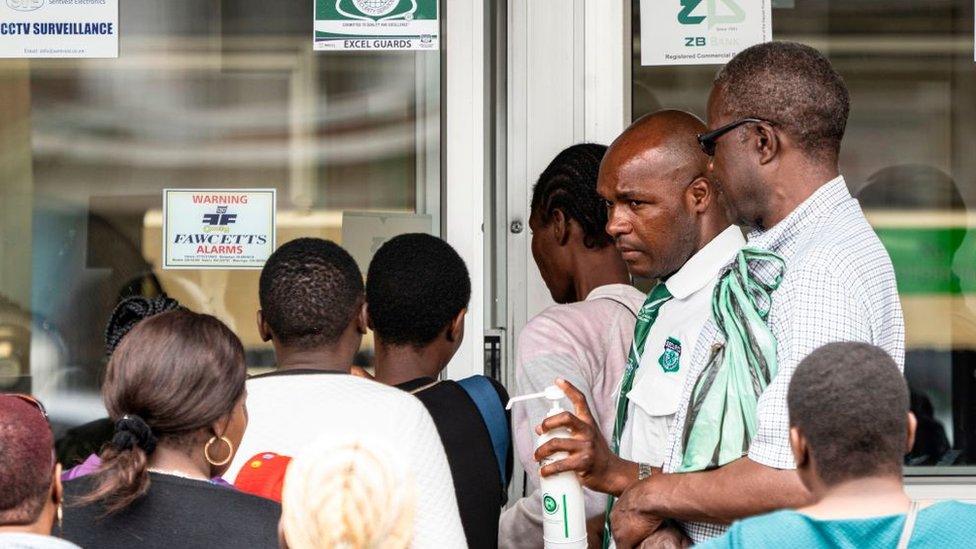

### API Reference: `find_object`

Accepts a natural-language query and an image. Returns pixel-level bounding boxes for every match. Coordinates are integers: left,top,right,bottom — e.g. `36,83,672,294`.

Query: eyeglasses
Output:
4,393,49,421
697,118,769,157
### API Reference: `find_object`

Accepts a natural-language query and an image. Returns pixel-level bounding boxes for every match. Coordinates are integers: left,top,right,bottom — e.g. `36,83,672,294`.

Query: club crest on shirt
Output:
658,337,681,373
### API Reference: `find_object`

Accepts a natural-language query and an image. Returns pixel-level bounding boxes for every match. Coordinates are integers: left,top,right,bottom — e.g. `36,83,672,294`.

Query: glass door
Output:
0,0,441,429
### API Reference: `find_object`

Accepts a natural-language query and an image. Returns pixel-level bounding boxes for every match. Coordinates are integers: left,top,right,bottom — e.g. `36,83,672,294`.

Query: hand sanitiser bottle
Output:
507,386,587,548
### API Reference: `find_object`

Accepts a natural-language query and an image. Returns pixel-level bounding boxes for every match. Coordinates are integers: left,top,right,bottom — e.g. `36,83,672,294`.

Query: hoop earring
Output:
204,436,234,467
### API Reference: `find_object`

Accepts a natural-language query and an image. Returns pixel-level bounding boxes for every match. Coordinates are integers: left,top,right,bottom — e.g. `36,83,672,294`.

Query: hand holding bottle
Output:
534,378,639,497
508,383,588,548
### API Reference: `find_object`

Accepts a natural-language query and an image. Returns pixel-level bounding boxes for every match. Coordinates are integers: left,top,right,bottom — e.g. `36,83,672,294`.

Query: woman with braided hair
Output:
280,436,415,549
60,310,280,549
56,294,184,470
103,294,183,356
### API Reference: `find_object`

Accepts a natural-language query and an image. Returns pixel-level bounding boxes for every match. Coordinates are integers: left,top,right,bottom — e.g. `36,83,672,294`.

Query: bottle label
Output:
543,494,559,515
541,489,586,544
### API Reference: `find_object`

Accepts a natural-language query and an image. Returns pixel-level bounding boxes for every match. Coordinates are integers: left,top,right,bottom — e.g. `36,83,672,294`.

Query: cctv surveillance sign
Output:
0,0,118,58
640,0,771,66
314,0,439,51
163,189,276,270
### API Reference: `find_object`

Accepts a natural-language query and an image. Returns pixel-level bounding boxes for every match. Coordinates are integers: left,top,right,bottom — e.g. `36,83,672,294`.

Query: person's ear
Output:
906,412,918,454
364,304,374,331
447,308,467,343
755,122,779,165
355,300,368,336
210,413,232,439
278,520,289,549
256,310,272,343
50,463,63,532
551,209,571,247
790,426,809,470
52,463,63,506
686,176,712,214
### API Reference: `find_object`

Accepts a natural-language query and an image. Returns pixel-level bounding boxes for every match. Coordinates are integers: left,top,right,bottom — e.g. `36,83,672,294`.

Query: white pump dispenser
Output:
508,386,587,548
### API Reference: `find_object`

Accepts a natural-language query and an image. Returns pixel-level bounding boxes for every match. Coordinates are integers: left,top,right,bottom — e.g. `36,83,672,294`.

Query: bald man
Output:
534,110,744,547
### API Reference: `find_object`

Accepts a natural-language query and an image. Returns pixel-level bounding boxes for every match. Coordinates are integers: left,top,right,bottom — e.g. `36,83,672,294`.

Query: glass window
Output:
0,1,440,430
632,0,976,472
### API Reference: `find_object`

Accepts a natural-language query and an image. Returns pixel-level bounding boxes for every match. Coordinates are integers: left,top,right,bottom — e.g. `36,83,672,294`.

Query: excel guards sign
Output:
314,0,439,51
640,0,771,66
0,0,118,58
163,189,276,270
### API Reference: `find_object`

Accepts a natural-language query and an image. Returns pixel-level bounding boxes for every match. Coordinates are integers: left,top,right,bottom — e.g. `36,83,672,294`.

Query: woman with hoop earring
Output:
61,310,280,549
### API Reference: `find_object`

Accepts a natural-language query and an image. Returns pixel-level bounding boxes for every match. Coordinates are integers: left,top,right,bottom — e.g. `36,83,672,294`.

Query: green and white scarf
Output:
678,247,784,472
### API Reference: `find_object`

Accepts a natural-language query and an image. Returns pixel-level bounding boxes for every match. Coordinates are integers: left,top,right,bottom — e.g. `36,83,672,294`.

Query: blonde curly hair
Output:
280,436,415,549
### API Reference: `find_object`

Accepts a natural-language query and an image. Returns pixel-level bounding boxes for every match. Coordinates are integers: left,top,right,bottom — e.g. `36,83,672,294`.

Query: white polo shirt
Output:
617,225,745,466
227,371,467,549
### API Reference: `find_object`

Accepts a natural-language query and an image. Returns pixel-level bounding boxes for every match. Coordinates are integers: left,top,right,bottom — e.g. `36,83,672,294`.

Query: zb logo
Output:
335,0,417,21
542,494,559,515
203,206,237,226
678,0,746,28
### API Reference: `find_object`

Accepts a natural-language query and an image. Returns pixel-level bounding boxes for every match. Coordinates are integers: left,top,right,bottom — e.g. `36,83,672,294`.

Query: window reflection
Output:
0,0,439,432
858,165,975,467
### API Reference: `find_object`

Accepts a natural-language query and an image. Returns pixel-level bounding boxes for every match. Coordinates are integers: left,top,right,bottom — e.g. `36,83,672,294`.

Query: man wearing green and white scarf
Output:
609,42,904,548
533,110,743,547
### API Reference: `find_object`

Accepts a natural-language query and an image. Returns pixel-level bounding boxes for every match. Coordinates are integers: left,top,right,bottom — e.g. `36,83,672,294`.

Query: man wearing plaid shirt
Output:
610,42,905,547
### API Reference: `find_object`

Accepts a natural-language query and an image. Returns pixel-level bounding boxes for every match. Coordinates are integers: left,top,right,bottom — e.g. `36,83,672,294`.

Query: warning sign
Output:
162,189,276,270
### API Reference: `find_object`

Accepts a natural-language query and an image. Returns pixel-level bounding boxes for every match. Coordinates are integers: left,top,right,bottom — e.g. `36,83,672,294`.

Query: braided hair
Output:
530,143,612,249
281,437,415,549
104,295,182,357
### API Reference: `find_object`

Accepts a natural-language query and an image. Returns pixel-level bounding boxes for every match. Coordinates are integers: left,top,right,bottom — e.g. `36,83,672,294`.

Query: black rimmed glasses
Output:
697,118,769,156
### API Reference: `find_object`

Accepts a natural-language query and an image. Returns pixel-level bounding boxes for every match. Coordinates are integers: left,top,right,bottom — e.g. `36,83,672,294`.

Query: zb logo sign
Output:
678,0,745,28
678,0,745,48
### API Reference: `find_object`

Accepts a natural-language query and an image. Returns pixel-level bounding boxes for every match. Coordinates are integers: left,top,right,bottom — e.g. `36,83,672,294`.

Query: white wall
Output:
506,0,630,375
444,0,488,381
503,0,630,501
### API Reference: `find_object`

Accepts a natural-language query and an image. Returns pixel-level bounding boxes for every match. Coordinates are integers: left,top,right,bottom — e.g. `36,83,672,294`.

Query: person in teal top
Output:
698,342,976,549
702,500,976,549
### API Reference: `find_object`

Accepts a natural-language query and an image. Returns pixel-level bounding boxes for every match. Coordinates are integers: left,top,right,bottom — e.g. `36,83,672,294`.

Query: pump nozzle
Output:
505,385,566,410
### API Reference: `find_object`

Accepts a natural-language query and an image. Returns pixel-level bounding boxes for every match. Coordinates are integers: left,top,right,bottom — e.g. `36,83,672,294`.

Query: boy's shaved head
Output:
788,342,908,486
